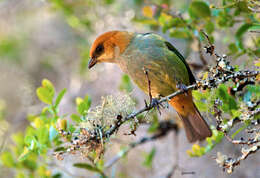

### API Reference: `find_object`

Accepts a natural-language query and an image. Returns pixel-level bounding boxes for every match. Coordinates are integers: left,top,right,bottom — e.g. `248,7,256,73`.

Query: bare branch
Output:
216,144,260,174
224,133,259,145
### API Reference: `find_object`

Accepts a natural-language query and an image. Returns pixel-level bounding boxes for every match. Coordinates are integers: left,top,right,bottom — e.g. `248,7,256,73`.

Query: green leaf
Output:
192,90,211,112
119,74,133,92
236,1,250,13
77,102,88,115
105,0,115,4
142,147,156,168
216,84,237,112
236,23,252,39
76,95,91,116
37,127,49,145
249,24,260,31
168,18,186,28
158,12,172,26
194,101,208,112
16,172,26,178
169,29,191,39
189,1,211,19
42,79,54,91
18,147,31,161
187,144,205,157
228,43,238,54
36,79,55,105
148,114,159,133
133,18,158,26
54,88,67,108
245,85,260,99
1,151,16,167
73,163,102,173
36,88,53,105
205,21,215,34
24,135,36,150
54,147,66,152
232,123,248,138
33,117,44,129
11,132,24,147
235,23,253,49
68,124,76,133
216,11,234,28
71,114,82,123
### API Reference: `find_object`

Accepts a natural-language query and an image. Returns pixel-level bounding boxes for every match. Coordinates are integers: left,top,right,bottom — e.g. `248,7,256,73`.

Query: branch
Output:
101,83,196,139
224,133,259,145
216,144,260,174
102,69,259,141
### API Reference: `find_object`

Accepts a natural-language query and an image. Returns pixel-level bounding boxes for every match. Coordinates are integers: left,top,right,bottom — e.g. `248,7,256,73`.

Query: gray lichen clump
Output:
81,94,136,131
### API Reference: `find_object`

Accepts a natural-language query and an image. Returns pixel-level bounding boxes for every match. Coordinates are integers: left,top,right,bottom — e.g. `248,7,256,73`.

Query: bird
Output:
88,31,212,142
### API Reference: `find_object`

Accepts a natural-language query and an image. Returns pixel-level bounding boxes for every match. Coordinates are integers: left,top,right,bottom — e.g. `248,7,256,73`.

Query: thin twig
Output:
216,144,260,174
248,6,260,13
224,133,259,145
249,30,260,33
198,39,208,65
143,67,153,103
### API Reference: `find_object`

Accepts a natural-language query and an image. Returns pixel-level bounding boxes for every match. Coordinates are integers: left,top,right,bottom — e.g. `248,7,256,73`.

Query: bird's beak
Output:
88,58,97,69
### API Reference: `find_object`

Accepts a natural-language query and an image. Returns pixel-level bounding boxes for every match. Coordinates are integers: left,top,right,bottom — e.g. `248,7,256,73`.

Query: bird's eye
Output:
95,44,104,54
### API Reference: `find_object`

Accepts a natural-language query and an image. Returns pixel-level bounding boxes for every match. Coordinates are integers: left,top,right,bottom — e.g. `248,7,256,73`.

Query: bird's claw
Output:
150,98,163,115
176,82,188,95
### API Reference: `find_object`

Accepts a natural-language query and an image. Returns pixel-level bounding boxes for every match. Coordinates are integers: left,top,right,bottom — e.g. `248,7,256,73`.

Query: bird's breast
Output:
117,49,175,97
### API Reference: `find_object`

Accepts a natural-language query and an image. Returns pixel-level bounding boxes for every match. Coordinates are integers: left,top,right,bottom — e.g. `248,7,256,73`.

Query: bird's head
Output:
88,31,133,69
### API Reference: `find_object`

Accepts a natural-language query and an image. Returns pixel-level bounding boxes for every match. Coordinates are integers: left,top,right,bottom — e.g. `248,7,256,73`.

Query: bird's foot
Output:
150,98,164,115
176,82,188,95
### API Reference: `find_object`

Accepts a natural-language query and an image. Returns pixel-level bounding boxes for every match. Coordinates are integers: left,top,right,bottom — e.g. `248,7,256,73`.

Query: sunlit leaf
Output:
119,74,133,93
158,12,172,26
54,88,67,108
169,29,191,39
148,114,159,133
76,95,91,116
71,114,82,123
18,147,31,161
1,151,16,167
228,43,238,55
205,21,215,34
36,79,55,105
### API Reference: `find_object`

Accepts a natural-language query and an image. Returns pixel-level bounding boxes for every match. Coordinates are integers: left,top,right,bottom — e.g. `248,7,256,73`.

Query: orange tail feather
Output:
169,91,212,142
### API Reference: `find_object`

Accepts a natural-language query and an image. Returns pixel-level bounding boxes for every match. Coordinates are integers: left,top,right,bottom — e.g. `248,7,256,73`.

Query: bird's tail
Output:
169,91,212,142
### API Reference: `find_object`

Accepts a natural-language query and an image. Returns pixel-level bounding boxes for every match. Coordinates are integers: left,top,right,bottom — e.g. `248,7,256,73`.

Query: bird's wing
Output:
164,41,196,84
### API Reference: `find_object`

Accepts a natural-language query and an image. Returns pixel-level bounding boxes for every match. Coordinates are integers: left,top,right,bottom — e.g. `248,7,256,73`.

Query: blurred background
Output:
0,0,259,177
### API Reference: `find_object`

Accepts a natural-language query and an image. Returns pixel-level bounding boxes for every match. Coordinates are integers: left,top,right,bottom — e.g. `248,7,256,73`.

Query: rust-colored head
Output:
88,31,133,69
